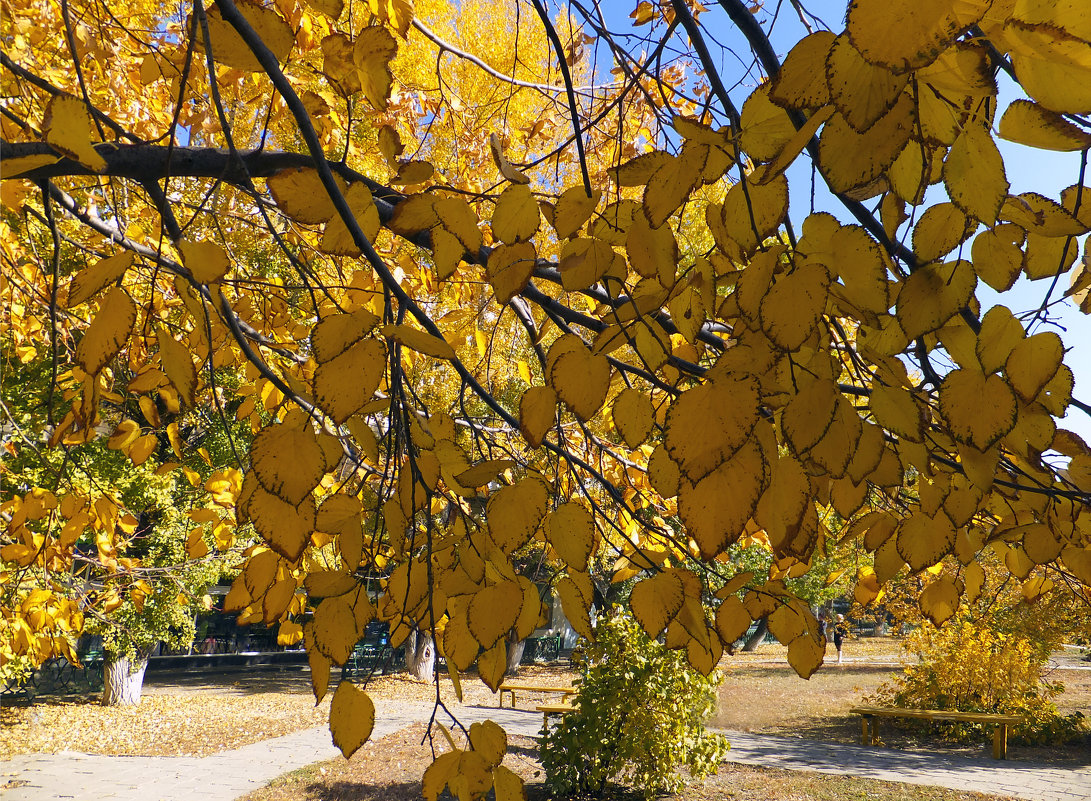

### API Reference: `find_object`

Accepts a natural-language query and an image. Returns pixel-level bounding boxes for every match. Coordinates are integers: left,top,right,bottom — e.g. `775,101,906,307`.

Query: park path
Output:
2,701,1088,801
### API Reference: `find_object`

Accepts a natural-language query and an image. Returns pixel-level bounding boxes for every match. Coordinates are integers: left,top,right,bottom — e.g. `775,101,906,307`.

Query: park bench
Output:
849,705,1023,759
536,701,577,728
498,682,576,708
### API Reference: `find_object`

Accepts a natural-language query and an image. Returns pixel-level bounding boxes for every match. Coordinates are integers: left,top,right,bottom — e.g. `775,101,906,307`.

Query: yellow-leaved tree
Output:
3,0,1091,790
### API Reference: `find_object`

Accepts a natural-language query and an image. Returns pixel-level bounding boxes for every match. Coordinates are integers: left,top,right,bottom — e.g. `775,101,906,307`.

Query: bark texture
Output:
505,634,526,676
101,650,150,706
404,629,435,683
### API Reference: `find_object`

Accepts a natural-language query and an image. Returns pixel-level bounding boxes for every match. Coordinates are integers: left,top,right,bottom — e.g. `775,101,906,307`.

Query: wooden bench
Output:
536,701,576,728
849,705,1023,759
497,682,576,708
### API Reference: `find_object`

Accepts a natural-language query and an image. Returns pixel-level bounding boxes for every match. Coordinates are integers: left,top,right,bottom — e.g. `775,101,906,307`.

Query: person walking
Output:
833,614,847,664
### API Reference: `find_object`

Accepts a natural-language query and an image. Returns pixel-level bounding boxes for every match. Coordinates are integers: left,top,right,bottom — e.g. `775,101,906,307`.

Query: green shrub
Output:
870,618,1087,745
539,609,729,799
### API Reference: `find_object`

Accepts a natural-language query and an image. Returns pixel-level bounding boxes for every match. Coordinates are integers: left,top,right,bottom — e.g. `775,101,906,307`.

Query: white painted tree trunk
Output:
101,651,150,706
505,635,526,676
405,630,435,683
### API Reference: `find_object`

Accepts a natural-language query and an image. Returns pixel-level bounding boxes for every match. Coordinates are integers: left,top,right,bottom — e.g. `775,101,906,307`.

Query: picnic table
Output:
849,705,1023,759
497,681,576,708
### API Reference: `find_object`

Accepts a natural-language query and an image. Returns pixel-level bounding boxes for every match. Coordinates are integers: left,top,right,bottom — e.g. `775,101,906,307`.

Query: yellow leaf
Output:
251,423,326,505
817,95,914,194
549,346,610,422
630,571,685,640
381,323,456,360
1006,331,1063,402
939,368,1018,449
611,151,673,187
469,720,507,769
944,123,1008,225
249,487,317,563
911,203,975,264
320,183,381,256
158,328,197,406
423,752,462,801
551,187,600,240
468,581,523,649
330,681,375,758
366,0,413,37
625,212,677,282
740,84,796,162
787,632,824,679
519,385,557,448
263,579,297,623
42,95,106,172
558,237,618,292
782,378,839,455
665,374,760,481
647,443,680,499
179,240,231,284
477,642,508,692
391,160,434,185
846,0,987,73
769,31,835,109
2,154,61,178
611,388,653,449
489,134,531,185
126,433,157,467
1014,54,1091,115
759,261,830,351
312,308,381,363
268,167,345,224
643,151,702,229
487,242,536,304
971,224,1025,292
545,502,595,572
314,338,386,425
715,596,751,645
896,259,976,341
304,570,358,598
999,99,1091,152
353,26,398,109
306,0,343,20
313,594,361,665
555,576,594,641
826,33,908,132
486,477,549,554
755,452,810,546
896,511,956,572
679,440,766,558
919,577,960,626
456,460,516,488
823,224,892,315
720,174,789,255
492,184,540,244
67,252,133,308
492,764,526,801
108,419,141,451
199,1,294,73
75,286,136,375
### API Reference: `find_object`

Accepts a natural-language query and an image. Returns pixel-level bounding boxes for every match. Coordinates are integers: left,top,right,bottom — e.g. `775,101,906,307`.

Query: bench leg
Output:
860,716,870,745
993,724,1008,759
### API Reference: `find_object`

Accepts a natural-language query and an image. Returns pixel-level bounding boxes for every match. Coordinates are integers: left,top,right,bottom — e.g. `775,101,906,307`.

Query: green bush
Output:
870,618,1087,745
539,609,729,799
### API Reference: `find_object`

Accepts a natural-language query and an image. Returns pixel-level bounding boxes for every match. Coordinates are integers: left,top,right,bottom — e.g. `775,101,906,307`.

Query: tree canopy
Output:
3,0,1091,789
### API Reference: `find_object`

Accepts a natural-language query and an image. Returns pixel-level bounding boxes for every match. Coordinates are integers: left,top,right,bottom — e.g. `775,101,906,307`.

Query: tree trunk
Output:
505,635,526,676
404,629,435,683
101,650,150,706
741,619,768,652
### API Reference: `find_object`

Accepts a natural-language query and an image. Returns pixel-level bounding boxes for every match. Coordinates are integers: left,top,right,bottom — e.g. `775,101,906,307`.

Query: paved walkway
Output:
2,703,1088,801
